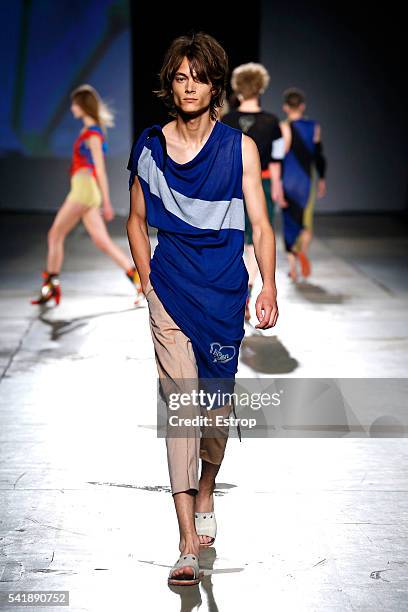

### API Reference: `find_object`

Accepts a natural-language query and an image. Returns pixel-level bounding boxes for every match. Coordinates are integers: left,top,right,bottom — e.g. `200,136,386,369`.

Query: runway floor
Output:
0,212,407,611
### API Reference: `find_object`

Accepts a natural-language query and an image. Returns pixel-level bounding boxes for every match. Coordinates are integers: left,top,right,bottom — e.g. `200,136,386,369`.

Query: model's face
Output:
172,56,214,115
70,101,83,119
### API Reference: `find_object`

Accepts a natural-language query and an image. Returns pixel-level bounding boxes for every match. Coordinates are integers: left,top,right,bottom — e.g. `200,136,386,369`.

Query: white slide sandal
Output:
168,553,202,586
195,511,217,547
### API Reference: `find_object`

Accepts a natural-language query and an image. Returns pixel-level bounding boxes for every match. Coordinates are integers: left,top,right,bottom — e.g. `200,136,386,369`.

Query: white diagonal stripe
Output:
138,147,245,231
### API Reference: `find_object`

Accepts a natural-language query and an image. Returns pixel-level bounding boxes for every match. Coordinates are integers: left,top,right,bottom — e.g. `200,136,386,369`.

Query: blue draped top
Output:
127,120,248,408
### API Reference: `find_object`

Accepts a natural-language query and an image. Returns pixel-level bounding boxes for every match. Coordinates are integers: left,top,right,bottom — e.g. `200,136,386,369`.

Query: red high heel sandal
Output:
126,266,144,304
296,251,311,277
31,272,61,305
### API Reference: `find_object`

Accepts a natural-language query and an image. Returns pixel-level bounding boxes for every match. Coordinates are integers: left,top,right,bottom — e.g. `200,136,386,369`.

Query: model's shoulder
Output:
130,124,163,150
128,125,158,168
300,117,316,126
262,111,280,124
218,120,242,137
84,124,105,137
145,123,165,138
160,120,176,136
241,132,258,152
220,110,238,122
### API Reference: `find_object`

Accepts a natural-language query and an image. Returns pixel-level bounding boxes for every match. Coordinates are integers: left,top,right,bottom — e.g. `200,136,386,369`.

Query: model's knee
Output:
200,444,227,466
200,429,229,465
47,226,64,246
92,234,110,251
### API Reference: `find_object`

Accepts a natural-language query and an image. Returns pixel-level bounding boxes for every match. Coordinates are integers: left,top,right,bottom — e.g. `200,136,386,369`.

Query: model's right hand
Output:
254,287,279,329
103,204,115,221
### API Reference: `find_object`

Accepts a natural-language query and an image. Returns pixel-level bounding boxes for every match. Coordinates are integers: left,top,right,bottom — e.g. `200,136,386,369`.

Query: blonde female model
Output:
31,84,142,305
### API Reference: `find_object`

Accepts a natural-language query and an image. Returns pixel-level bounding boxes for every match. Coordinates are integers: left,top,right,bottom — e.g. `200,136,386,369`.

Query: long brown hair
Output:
70,84,114,133
154,32,229,121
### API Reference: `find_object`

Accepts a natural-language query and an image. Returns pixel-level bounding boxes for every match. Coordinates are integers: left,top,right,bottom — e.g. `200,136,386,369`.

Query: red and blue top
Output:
70,124,107,178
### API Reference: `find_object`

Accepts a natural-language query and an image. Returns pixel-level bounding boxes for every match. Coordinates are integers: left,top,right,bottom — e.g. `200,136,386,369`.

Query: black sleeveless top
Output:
222,110,282,170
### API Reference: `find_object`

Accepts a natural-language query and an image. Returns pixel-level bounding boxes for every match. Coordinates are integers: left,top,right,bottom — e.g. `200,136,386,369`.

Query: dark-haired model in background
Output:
127,33,278,585
30,84,142,305
279,88,327,281
222,63,285,320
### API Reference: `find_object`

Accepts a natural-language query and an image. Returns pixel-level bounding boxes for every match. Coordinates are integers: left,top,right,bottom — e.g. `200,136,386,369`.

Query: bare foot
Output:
169,536,201,581
288,268,298,281
287,252,298,282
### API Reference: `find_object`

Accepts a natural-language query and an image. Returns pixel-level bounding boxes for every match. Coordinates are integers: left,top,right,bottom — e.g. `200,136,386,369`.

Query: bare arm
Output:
274,120,293,209
269,161,286,206
126,175,151,291
87,135,114,221
279,120,291,152
242,134,279,329
313,124,327,199
269,123,286,205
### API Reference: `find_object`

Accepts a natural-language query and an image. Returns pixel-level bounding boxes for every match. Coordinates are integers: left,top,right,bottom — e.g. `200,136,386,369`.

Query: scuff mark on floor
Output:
370,568,391,581
13,472,26,488
25,516,86,537
312,558,327,567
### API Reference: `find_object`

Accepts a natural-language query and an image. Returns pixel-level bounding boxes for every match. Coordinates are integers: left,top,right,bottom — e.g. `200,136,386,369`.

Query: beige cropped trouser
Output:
145,278,232,496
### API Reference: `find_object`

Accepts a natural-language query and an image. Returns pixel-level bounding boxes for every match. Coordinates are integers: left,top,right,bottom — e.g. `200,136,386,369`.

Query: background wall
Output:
0,0,406,215
130,4,261,136
0,0,131,213
260,0,407,213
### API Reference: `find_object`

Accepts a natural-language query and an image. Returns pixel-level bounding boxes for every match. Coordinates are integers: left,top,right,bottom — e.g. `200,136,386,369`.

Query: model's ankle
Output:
197,486,213,498
179,536,200,554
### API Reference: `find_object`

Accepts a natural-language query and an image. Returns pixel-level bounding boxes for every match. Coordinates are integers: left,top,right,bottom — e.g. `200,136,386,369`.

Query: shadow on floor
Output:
241,334,298,374
294,280,347,304
38,306,137,341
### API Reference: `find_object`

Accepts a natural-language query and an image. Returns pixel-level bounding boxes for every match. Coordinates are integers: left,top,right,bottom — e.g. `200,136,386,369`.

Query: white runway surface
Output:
0,213,407,610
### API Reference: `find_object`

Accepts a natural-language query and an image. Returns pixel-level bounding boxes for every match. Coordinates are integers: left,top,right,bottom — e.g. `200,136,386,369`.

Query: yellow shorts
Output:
66,171,102,208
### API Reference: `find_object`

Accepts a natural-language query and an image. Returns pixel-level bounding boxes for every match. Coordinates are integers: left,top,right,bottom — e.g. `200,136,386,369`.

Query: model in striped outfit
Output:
279,88,327,281
127,32,279,585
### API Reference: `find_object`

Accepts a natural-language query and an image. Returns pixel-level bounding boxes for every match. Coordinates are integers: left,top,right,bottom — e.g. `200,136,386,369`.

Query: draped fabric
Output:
127,121,248,406
281,119,317,252
70,124,107,179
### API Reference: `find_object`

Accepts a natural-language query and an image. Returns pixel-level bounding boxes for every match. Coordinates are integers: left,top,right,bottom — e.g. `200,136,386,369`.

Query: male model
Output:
222,62,285,319
127,32,278,585
279,88,327,281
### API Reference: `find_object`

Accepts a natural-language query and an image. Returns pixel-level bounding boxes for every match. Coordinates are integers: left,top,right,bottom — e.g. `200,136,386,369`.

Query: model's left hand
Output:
317,179,326,199
272,181,287,208
103,202,115,222
255,287,279,329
